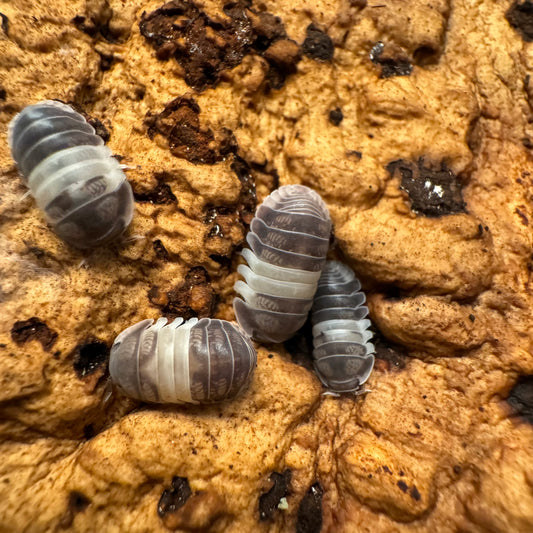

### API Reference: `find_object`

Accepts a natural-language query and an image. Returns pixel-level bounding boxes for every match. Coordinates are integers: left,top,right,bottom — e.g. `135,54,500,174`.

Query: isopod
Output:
311,260,375,392
234,184,331,343
7,100,134,248
109,317,257,404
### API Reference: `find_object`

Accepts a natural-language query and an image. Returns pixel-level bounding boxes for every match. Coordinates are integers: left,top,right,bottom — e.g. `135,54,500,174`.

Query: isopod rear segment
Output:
109,317,257,404
311,260,375,393
8,100,134,248
234,185,332,343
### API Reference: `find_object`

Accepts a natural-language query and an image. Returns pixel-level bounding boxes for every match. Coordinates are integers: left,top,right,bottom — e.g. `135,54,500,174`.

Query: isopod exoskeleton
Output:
7,100,134,248
311,260,375,392
234,184,331,343
109,317,257,404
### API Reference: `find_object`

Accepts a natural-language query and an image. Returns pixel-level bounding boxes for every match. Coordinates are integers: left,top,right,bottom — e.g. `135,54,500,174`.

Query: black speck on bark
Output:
302,24,334,61
158,477,192,518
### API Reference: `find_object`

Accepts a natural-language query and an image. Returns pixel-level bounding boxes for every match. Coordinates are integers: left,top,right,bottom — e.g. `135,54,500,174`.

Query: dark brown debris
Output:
231,155,257,225
140,1,299,92
98,51,115,72
370,42,413,78
145,96,237,164
296,482,323,533
11,317,58,352
202,156,256,264
147,286,167,308
71,1,123,44
413,45,440,67
302,24,334,61
252,14,300,91
410,485,421,501
140,1,254,91
248,10,287,51
158,484,224,530
204,206,239,239
0,12,8,35
373,331,408,372
522,137,533,149
346,150,362,161
71,339,110,379
64,101,111,143
153,239,171,261
397,480,408,492
386,158,467,217
149,266,217,319
328,108,343,126
506,1,533,42
263,39,302,90
208,254,233,267
133,174,178,205
507,375,533,424
158,477,192,519
259,470,292,521
396,480,421,501
86,116,110,143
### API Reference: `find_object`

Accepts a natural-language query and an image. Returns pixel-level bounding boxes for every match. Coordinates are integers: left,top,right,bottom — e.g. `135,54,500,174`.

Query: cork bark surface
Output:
0,0,532,531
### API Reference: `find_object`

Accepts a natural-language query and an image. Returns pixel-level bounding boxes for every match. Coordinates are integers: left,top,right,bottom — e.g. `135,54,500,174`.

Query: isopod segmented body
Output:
311,261,375,392
234,184,331,343
109,317,257,404
8,100,134,248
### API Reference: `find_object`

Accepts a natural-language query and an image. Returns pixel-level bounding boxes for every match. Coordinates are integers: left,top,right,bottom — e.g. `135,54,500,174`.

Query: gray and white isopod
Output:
311,260,375,393
234,184,332,343
109,317,257,404
8,100,134,248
